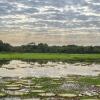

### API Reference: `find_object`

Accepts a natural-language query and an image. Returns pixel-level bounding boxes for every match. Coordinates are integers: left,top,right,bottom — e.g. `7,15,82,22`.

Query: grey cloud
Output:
0,0,100,45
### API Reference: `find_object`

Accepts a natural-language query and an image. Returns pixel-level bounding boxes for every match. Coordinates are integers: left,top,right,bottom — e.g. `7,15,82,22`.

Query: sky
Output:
0,0,100,46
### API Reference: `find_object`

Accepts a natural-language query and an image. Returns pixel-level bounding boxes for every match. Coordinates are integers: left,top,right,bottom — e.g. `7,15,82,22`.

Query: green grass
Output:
0,53,100,62
77,77,100,85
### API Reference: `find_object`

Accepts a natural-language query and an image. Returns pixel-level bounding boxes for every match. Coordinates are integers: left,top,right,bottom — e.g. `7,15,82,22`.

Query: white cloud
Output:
0,0,100,39
4,14,25,18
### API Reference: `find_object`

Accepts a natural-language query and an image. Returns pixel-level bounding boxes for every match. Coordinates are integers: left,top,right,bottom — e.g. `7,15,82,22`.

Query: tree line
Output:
0,40,100,53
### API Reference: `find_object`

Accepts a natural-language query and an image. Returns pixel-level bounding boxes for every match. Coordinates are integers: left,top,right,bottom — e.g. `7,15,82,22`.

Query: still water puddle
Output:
0,60,100,78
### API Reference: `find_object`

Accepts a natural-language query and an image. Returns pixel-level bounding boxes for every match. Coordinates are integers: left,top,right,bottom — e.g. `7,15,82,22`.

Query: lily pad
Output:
5,87,21,90
58,93,77,97
33,85,43,88
0,93,6,97
31,90,45,93
38,93,55,97
6,90,28,96
5,84,21,90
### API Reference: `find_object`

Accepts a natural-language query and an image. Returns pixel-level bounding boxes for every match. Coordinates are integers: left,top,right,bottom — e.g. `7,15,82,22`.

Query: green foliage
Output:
0,40,100,53
78,77,100,85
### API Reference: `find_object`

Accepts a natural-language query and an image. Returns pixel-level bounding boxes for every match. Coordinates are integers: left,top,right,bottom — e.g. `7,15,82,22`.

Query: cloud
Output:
0,32,100,46
0,0,100,45
0,0,100,31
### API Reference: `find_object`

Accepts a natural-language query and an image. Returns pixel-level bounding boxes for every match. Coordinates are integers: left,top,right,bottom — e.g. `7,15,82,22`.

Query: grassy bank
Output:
0,53,100,62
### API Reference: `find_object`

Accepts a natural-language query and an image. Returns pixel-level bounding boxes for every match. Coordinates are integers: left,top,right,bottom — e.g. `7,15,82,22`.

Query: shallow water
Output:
0,60,100,99
0,60,100,78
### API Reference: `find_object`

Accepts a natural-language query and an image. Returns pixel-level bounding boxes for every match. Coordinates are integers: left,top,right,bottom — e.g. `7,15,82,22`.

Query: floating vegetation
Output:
38,93,55,97
4,84,21,91
31,90,45,93
58,93,77,97
0,76,99,99
0,92,6,97
33,85,43,88
0,60,100,99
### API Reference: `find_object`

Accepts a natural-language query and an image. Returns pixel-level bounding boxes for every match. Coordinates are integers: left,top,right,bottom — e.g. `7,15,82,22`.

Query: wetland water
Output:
0,60,100,100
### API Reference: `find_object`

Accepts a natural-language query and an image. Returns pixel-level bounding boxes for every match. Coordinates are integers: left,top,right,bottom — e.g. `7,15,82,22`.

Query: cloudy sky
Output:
0,0,100,46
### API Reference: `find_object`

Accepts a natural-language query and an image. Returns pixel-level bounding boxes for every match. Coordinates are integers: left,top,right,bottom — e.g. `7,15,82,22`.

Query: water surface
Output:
0,60,100,100
0,60,100,78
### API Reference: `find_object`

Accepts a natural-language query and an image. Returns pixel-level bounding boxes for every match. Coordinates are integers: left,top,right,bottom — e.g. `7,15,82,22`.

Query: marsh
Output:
0,60,99,100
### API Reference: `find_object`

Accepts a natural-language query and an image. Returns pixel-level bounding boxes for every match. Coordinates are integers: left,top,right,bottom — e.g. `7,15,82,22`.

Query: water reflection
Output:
0,60,10,68
0,60,100,78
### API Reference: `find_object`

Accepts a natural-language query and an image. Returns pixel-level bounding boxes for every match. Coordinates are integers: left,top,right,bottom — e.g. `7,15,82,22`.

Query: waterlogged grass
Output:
0,77,100,99
77,76,100,85
0,53,100,62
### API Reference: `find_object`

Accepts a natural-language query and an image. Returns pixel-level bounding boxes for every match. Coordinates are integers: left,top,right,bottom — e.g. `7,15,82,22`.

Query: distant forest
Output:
0,40,100,53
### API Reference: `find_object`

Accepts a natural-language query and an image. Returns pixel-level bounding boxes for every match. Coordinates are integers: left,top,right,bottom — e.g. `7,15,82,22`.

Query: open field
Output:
0,53,100,62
